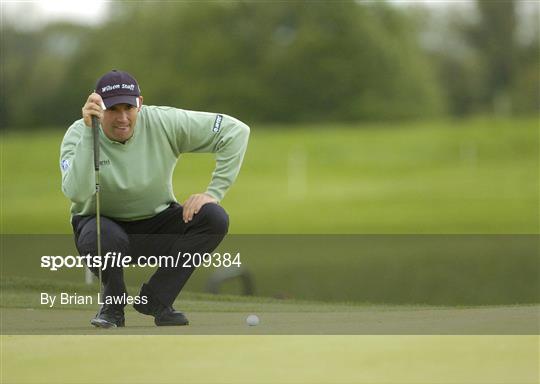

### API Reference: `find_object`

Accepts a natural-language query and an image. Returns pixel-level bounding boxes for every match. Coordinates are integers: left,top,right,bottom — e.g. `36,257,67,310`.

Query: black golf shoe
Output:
133,283,189,326
153,306,190,326
91,304,125,328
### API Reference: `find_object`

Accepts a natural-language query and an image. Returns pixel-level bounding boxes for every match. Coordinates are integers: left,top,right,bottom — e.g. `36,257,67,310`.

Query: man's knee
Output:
198,203,229,235
77,217,130,255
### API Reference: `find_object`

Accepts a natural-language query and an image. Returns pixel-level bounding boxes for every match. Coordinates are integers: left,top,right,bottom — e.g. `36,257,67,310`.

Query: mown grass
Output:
1,277,537,335
2,116,538,234
3,335,538,384
2,115,538,384
2,117,538,306
1,278,538,383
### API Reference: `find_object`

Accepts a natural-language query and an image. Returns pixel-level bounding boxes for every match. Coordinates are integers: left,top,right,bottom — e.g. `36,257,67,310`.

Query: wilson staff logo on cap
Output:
95,69,141,109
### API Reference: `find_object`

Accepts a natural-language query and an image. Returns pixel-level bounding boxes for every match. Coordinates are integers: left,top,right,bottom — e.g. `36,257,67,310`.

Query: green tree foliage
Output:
426,0,538,116
1,1,444,128
511,3,540,114
1,23,93,128
2,1,537,129
469,0,517,112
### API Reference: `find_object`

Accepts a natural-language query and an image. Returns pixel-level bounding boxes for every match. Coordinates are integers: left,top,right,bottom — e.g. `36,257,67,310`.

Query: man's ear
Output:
137,96,144,111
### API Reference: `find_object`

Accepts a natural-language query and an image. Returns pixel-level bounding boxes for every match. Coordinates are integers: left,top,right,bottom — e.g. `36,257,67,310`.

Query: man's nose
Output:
117,111,129,122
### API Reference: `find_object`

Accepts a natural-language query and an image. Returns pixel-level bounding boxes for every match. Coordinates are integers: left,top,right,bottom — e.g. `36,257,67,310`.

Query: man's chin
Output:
113,130,133,142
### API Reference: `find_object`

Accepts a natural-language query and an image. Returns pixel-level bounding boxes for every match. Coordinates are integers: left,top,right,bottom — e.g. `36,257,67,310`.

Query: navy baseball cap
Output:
95,70,141,109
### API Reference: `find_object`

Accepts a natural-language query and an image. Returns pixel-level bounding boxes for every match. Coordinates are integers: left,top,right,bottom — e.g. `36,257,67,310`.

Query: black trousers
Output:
72,202,229,307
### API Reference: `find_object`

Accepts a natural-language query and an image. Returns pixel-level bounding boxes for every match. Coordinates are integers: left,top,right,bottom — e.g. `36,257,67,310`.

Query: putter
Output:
90,116,118,328
91,116,103,296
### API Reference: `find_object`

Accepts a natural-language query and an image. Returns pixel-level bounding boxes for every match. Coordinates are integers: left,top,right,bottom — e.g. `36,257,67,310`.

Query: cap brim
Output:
103,95,138,109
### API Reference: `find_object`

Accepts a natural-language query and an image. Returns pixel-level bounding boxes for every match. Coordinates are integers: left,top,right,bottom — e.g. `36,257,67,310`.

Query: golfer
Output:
60,70,249,327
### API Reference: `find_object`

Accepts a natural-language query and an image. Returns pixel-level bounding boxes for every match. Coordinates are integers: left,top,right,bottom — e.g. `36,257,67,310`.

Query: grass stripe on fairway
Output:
2,117,538,234
2,335,538,384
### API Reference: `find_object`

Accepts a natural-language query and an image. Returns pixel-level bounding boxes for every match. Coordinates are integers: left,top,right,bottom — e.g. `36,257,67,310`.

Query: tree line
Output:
1,0,537,129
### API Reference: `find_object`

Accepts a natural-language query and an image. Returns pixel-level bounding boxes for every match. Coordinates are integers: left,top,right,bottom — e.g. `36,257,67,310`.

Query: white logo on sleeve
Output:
213,114,223,133
61,159,70,171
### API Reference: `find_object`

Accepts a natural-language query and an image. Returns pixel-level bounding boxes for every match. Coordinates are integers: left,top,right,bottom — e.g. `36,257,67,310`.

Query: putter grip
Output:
91,116,100,171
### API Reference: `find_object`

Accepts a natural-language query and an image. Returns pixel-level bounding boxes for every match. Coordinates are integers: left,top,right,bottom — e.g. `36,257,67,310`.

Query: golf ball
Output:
246,314,260,326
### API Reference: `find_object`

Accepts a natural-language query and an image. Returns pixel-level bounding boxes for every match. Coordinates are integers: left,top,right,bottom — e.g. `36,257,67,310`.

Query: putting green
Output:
2,279,537,335
2,335,538,383
3,259,538,384
1,305,538,335
2,280,538,383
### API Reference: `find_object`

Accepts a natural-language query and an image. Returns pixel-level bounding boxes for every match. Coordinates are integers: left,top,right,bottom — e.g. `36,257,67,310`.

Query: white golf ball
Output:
246,314,260,326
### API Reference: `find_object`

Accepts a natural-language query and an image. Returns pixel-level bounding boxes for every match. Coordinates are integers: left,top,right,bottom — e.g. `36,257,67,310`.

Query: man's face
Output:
101,98,142,143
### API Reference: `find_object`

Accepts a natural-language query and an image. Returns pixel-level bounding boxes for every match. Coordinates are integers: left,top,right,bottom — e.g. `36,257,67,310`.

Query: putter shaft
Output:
91,116,103,291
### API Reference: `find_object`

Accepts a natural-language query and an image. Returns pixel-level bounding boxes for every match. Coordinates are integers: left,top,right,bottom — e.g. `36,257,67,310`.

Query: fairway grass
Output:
2,117,538,234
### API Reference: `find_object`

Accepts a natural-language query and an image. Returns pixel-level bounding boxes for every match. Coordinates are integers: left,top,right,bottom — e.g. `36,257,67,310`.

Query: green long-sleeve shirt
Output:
60,105,249,221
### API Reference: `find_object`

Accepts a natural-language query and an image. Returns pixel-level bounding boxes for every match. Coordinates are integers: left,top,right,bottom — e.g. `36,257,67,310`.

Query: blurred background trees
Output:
1,0,538,129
